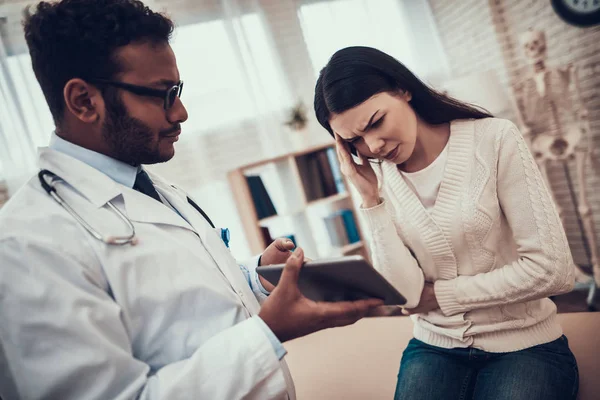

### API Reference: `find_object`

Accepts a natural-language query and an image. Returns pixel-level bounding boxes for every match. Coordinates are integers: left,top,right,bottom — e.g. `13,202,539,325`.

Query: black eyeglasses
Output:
88,79,184,110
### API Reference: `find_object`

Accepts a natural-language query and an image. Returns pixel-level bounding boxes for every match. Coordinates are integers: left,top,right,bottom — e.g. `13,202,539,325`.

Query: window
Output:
4,54,54,144
170,13,291,136
297,0,417,74
0,52,53,186
155,14,293,260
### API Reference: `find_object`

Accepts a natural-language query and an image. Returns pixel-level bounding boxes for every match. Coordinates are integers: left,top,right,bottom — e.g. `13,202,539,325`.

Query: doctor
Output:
0,1,383,399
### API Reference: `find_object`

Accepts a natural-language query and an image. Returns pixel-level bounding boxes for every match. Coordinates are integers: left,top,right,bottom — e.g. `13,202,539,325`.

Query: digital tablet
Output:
257,255,407,306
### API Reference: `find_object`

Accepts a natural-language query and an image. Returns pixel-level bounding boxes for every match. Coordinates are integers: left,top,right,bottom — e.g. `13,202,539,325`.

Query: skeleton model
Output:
514,29,599,304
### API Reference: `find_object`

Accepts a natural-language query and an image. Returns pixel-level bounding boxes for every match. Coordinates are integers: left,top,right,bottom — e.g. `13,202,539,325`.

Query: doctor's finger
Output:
273,238,295,252
328,314,367,329
278,247,304,288
320,298,383,321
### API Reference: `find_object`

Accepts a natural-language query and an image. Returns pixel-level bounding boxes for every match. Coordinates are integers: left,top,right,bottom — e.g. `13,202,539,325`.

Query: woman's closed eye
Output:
370,116,384,129
346,116,384,143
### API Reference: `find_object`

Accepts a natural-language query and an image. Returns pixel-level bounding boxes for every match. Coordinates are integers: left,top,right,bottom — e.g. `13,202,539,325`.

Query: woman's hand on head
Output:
335,134,380,208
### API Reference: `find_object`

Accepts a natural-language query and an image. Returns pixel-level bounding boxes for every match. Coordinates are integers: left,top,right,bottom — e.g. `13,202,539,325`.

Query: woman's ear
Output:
403,90,412,102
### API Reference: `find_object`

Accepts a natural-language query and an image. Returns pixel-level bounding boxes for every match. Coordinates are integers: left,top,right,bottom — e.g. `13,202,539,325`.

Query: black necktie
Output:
133,170,162,203
133,170,216,228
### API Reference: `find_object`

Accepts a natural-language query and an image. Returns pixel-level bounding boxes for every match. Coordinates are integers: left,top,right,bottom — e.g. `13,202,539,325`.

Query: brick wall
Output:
428,0,600,269
427,0,511,88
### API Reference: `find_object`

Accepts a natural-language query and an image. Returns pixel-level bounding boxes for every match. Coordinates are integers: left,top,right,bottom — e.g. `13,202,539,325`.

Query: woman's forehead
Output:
329,93,389,136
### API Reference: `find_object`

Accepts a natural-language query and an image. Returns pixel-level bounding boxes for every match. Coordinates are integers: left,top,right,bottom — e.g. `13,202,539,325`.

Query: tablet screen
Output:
257,255,406,306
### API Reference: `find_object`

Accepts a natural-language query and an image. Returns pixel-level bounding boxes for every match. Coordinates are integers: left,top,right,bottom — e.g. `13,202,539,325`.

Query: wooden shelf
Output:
341,241,365,254
258,209,304,225
236,140,334,171
228,142,367,260
306,192,350,208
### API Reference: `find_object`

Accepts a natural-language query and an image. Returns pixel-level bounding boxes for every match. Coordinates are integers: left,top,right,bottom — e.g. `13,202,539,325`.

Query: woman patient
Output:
313,46,579,400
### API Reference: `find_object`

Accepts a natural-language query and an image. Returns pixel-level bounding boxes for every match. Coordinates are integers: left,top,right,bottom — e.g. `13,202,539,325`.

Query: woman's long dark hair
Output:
314,46,492,140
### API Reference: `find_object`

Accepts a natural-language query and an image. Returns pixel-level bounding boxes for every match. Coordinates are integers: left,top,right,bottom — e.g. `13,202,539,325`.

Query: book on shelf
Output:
338,208,360,244
323,213,350,247
305,155,325,200
325,147,346,194
260,226,274,247
246,175,277,219
315,150,338,197
323,208,360,247
299,149,344,202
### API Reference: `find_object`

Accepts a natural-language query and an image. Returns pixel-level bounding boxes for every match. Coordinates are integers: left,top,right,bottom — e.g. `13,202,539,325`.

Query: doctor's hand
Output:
260,238,296,266
335,134,380,208
258,247,384,342
258,238,296,292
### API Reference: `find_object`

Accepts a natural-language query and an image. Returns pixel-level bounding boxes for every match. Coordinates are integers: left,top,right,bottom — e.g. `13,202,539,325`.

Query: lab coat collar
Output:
48,133,139,188
38,148,196,235
39,147,124,208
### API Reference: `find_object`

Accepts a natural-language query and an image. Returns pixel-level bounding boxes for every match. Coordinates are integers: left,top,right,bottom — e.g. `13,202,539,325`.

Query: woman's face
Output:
329,91,418,164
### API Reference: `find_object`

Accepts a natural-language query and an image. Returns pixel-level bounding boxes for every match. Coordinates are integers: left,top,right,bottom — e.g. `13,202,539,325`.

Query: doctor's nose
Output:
167,96,189,124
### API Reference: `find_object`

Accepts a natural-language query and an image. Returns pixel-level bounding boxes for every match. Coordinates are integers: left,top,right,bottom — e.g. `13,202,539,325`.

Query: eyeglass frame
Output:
87,79,184,110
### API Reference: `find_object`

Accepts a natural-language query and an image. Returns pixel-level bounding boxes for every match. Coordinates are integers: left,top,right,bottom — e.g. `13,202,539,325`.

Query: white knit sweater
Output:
361,118,575,352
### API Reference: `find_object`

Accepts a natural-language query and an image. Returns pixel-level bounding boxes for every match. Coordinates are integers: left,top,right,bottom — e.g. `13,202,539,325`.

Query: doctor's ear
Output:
63,78,102,124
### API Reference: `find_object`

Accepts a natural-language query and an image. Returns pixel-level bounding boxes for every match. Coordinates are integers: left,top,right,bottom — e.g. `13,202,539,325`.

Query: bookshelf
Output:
228,142,369,261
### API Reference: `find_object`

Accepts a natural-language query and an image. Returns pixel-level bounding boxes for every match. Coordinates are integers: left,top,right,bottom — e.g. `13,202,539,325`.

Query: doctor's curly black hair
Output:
23,0,174,124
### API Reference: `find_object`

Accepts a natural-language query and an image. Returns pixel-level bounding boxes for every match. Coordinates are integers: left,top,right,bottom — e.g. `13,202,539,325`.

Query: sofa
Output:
285,312,600,399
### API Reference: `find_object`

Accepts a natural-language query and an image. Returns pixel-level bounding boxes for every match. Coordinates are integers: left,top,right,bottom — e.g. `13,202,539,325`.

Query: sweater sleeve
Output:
361,200,425,308
434,121,575,316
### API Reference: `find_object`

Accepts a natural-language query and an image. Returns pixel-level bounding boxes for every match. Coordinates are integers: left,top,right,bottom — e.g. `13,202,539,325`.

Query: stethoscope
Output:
38,169,230,247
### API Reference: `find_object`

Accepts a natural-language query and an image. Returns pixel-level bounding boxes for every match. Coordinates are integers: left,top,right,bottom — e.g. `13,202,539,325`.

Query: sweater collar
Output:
380,119,475,280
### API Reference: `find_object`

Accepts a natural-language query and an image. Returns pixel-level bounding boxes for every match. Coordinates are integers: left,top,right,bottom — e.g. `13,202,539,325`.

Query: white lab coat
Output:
0,148,295,400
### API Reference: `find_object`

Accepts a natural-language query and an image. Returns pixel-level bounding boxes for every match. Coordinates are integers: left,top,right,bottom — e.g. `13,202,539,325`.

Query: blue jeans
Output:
394,336,579,400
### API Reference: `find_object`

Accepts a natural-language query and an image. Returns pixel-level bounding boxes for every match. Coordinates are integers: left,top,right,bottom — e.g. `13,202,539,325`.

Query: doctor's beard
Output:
101,91,174,166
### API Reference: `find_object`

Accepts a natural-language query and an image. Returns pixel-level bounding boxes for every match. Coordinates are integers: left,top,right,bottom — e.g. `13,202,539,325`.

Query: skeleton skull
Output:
520,29,547,65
